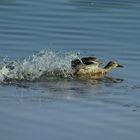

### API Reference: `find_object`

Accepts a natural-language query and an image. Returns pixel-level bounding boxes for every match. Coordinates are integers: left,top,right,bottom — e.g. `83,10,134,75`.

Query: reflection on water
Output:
0,77,138,108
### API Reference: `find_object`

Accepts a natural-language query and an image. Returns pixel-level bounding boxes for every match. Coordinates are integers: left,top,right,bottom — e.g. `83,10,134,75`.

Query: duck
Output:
71,57,123,79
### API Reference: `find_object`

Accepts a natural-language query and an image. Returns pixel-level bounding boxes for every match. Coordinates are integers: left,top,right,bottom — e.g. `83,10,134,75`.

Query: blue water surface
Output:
0,0,140,140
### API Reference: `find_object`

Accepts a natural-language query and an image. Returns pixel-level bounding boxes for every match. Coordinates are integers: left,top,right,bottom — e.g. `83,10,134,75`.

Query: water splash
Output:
0,49,79,83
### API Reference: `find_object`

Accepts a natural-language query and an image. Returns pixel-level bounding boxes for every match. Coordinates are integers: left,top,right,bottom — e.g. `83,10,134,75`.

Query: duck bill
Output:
117,64,123,68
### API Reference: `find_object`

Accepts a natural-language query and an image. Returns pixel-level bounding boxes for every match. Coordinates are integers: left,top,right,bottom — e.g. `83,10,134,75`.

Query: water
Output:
0,0,140,139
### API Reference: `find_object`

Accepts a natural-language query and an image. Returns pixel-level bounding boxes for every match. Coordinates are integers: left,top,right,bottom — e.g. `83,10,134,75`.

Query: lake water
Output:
0,0,140,139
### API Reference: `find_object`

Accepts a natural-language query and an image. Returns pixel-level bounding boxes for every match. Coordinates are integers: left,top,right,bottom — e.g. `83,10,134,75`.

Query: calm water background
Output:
0,0,140,140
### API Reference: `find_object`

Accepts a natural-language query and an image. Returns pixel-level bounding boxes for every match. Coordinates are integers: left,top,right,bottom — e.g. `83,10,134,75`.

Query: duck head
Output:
104,61,123,70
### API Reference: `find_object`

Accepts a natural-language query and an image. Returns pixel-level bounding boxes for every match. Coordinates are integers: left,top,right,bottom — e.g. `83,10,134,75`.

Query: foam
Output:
0,49,79,83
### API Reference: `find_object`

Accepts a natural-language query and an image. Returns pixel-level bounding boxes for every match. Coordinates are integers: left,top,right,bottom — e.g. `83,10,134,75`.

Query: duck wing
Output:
81,56,101,65
71,59,82,69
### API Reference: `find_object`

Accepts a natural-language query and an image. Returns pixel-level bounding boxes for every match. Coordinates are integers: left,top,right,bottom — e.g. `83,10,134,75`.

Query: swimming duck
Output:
71,58,123,79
